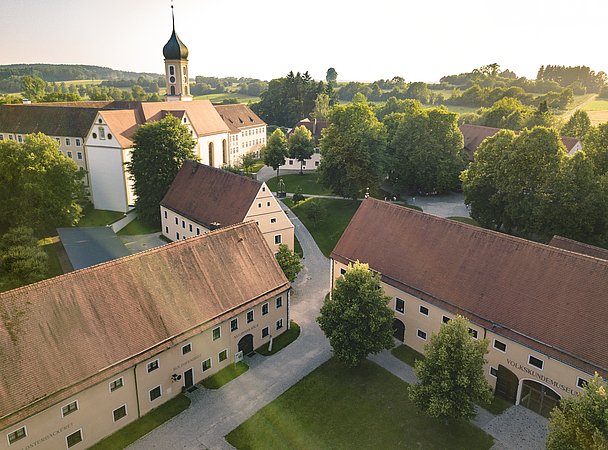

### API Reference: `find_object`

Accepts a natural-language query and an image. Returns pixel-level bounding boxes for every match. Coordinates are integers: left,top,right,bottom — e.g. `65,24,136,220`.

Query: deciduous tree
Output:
21,75,46,101
0,133,85,235
311,93,331,121
585,123,608,175
288,125,314,175
0,227,48,289
409,316,492,421
561,110,591,141
317,261,394,367
547,373,608,449
126,115,196,226
263,129,289,178
275,244,302,282
326,68,338,84
318,103,387,199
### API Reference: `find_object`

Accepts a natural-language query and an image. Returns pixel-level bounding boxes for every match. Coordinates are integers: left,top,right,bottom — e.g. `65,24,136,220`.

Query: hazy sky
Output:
2,0,606,82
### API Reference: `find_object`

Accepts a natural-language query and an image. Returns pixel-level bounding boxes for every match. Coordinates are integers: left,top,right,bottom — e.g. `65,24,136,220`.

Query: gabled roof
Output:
161,160,262,228
332,198,608,377
97,109,141,147
548,235,608,261
289,118,328,145
0,104,101,137
140,100,229,137
0,222,289,430
214,104,265,133
57,227,130,270
459,124,581,161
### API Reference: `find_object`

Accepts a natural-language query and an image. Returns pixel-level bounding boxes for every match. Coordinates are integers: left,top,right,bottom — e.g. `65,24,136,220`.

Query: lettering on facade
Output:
506,358,575,395
172,353,202,372
20,423,73,450
235,324,259,339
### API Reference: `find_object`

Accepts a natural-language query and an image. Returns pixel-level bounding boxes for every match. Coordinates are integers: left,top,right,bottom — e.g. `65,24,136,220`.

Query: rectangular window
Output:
442,316,450,324
493,339,507,353
528,355,544,370
258,203,262,208
469,328,479,339
490,367,498,377
147,359,159,373
75,138,81,146
189,224,192,232
7,427,26,444
212,326,221,341
417,329,427,340
164,210,168,219
267,201,271,207
76,151,83,160
67,151,73,158
196,228,200,235
9,135,14,140
66,430,83,448
274,235,282,245
182,343,192,355
149,386,161,401
419,305,429,316
110,377,123,392
66,138,71,146
230,318,238,332
113,405,127,422
276,319,284,330
247,310,254,323
182,220,185,229
577,377,588,389
202,358,212,372
0,134,4,140
270,218,277,224
262,326,269,338
17,135,22,143
395,298,405,314
165,226,169,234
99,126,105,140
175,217,178,225
288,160,293,165
61,400,78,417
176,232,180,240
276,296,283,308
261,303,269,316
219,349,228,362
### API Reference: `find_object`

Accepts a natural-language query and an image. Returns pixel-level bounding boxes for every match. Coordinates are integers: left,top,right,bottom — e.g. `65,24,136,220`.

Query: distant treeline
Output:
0,64,160,82
537,65,606,93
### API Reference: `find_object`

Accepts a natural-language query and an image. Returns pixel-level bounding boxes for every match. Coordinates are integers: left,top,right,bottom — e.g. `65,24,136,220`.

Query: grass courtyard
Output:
266,173,333,196
226,358,494,449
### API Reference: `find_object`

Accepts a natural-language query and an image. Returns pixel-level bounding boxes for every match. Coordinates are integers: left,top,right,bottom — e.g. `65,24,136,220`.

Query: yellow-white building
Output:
0,222,290,450
331,198,608,418
160,160,294,253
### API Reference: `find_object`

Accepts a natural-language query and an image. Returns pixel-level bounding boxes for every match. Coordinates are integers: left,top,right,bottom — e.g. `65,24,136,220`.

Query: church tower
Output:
163,5,192,101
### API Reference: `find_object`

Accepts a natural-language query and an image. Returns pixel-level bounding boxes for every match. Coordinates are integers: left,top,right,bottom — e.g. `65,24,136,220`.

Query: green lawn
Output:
89,394,191,449
283,197,361,257
391,344,425,367
78,207,124,227
266,173,333,196
226,358,493,450
256,321,300,356
117,218,160,236
201,362,249,389
447,216,480,226
294,235,303,257
193,92,260,104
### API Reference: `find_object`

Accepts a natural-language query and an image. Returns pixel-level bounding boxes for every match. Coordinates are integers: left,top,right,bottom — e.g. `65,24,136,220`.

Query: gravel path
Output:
128,200,331,450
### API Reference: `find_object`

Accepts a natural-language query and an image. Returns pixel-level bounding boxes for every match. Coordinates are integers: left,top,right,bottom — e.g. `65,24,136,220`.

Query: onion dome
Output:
163,8,189,60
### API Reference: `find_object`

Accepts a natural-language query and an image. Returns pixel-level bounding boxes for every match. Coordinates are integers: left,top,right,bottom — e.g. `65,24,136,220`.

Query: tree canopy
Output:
317,261,394,367
326,68,338,83
0,133,85,235
318,102,387,199
409,316,492,421
275,244,302,282
0,227,48,290
385,105,467,194
585,123,608,176
547,373,608,449
561,110,591,141
126,115,196,226
263,129,289,177
288,125,315,174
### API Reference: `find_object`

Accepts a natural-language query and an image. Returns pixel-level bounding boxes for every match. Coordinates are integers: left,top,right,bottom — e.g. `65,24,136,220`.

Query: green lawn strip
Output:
286,197,361,257
201,362,249,389
89,394,191,450
117,218,160,236
266,173,333,196
447,216,480,226
256,321,300,356
78,207,124,227
391,344,425,366
225,358,493,450
293,235,303,257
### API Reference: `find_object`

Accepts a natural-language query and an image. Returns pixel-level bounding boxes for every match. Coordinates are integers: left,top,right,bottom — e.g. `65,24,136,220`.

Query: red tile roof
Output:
215,104,265,133
332,198,608,377
0,222,288,430
548,235,608,261
161,160,262,228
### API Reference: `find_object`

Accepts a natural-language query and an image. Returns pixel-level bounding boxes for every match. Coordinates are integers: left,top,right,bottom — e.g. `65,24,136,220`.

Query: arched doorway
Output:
392,318,405,342
495,365,519,405
238,334,254,356
208,142,215,167
222,139,228,165
519,379,560,418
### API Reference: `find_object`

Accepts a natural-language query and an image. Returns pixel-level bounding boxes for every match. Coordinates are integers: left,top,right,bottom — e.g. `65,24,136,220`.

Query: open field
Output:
193,92,260,104
225,358,493,449
581,98,608,125
266,173,332,195
62,79,105,86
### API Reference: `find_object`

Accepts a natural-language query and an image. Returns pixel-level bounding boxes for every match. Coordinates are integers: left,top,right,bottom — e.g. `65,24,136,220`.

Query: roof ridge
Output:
363,198,608,267
0,221,255,299
185,160,262,187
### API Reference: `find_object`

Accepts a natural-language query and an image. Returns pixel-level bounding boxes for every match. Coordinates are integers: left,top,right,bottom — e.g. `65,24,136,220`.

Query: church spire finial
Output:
171,0,175,32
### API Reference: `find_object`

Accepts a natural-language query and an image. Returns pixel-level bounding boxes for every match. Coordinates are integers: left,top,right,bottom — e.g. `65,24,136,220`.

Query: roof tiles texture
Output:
161,160,262,228
0,222,288,430
214,104,265,133
0,104,101,137
548,235,608,261
332,198,608,377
